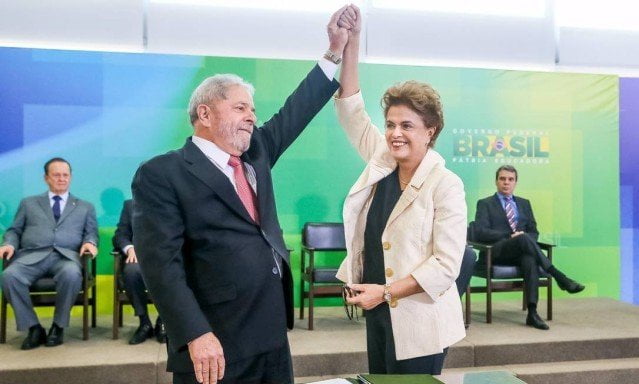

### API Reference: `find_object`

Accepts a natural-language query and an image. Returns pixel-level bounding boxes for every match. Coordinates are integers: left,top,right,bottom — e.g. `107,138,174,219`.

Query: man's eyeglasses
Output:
342,284,359,321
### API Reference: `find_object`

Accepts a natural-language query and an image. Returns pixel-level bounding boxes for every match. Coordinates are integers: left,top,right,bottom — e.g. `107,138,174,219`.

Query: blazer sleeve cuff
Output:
411,257,455,302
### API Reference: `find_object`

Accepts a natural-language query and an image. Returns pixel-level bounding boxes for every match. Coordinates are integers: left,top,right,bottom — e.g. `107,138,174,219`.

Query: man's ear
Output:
197,104,212,126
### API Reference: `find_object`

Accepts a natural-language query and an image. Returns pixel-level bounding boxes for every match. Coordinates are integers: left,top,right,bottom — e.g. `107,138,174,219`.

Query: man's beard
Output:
219,120,252,153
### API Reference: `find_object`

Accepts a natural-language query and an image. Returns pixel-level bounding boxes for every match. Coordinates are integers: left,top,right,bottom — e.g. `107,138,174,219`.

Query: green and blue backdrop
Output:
0,47,620,317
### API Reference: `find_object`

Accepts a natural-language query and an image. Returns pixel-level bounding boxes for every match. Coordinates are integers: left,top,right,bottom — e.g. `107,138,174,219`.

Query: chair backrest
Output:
467,221,477,242
302,222,346,251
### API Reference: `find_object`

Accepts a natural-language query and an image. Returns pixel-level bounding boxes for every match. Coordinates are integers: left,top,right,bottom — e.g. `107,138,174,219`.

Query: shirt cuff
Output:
122,245,134,255
318,57,339,80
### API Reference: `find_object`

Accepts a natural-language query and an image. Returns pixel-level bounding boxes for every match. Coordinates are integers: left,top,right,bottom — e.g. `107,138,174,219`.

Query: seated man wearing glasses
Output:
0,157,98,349
474,165,585,330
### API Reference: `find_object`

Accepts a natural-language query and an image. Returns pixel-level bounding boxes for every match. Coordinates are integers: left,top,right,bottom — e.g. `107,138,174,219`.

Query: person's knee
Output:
123,263,143,283
0,269,16,290
57,264,82,285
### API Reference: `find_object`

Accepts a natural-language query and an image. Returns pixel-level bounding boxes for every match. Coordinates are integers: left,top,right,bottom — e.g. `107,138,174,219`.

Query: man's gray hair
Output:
188,74,255,125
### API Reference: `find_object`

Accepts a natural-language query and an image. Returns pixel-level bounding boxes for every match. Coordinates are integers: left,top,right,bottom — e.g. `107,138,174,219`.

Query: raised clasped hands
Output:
328,4,361,56
337,4,361,36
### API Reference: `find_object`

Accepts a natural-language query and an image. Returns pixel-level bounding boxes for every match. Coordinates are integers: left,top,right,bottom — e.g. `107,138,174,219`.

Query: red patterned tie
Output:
505,196,517,232
228,155,259,223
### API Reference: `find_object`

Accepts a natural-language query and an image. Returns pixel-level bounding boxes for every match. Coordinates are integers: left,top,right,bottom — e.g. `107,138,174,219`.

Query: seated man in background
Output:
474,165,585,330
0,157,98,349
113,198,166,345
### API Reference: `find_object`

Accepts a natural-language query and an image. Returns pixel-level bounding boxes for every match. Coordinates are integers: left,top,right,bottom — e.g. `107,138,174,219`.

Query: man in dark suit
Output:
0,158,98,349
474,165,585,330
132,7,350,384
113,199,166,345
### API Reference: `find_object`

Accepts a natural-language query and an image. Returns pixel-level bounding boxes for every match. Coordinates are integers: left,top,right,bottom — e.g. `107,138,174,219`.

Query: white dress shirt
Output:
191,136,258,194
48,191,70,213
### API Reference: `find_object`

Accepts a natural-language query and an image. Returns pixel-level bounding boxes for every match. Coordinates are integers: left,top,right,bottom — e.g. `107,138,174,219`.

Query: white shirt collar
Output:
48,191,69,201
192,135,232,171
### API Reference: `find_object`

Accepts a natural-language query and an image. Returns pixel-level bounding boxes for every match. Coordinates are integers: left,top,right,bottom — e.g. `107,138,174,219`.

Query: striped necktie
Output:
504,196,517,232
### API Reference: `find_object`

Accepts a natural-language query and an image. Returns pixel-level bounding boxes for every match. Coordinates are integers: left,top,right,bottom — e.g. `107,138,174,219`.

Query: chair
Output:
0,252,97,343
299,222,346,330
111,250,154,340
465,222,554,325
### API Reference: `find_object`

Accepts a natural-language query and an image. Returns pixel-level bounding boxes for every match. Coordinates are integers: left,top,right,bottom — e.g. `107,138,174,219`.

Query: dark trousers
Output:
366,304,448,374
172,343,293,384
456,246,477,296
492,233,551,306
1,251,82,331
122,262,149,317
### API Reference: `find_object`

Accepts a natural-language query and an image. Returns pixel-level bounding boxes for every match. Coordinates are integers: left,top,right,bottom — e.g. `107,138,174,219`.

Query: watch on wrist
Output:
383,283,392,304
323,49,342,65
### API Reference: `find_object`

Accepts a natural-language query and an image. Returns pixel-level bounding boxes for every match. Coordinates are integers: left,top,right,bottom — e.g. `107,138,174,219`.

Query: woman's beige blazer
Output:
335,91,467,360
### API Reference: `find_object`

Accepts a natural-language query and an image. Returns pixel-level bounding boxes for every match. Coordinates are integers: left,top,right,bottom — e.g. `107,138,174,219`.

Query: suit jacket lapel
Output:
57,194,78,225
37,193,56,225
385,150,442,229
183,140,255,224
513,196,526,226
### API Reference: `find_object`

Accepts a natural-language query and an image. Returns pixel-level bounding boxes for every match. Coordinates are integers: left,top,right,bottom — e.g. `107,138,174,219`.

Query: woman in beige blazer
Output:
335,7,467,374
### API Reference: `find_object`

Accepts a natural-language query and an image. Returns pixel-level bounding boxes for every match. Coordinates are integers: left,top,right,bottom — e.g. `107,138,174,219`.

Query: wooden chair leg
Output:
300,249,305,320
486,279,492,324
485,249,493,324
299,280,305,320
522,283,528,311
547,278,553,320
465,286,471,327
308,282,314,331
0,293,7,344
91,284,97,328
83,290,89,340
119,301,124,327
82,269,89,340
113,292,119,340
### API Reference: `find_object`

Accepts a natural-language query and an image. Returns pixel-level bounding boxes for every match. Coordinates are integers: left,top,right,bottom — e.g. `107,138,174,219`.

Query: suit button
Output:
385,268,394,277
389,299,398,308
382,242,391,250
272,267,278,275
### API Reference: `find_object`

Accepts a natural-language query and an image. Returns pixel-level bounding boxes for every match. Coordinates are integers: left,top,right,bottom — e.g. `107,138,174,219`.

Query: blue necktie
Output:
52,195,62,222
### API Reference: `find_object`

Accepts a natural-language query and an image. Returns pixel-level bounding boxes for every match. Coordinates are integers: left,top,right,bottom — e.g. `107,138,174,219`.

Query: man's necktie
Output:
228,156,260,223
52,195,62,222
504,196,517,232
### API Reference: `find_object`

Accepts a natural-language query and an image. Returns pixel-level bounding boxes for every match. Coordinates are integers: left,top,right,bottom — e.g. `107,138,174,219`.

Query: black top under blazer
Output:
131,64,339,373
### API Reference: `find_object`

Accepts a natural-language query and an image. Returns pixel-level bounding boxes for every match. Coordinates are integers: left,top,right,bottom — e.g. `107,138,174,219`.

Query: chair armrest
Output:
537,242,555,251
80,252,95,281
467,241,493,251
